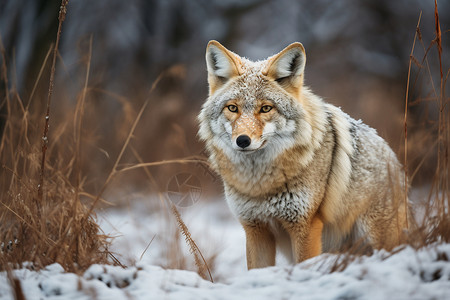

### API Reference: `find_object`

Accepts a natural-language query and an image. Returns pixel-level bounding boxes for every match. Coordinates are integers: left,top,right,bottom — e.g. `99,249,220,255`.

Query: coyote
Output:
198,41,408,269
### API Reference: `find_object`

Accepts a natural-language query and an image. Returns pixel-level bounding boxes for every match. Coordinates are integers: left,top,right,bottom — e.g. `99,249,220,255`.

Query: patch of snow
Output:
1,199,450,300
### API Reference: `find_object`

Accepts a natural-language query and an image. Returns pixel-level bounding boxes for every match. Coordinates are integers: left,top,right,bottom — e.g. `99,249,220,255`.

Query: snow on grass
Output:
1,198,450,299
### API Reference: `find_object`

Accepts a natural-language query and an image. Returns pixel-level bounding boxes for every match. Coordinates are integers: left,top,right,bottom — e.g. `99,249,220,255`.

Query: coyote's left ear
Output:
263,42,306,96
206,40,242,95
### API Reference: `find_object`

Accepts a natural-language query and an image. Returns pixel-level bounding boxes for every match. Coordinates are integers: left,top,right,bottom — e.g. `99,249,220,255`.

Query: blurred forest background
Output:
1,0,449,202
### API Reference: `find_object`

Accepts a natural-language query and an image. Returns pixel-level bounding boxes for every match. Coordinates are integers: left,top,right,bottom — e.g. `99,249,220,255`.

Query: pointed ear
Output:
262,42,306,96
206,40,242,95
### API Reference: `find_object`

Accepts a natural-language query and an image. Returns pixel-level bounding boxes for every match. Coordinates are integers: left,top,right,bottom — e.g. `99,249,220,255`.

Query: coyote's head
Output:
198,41,314,159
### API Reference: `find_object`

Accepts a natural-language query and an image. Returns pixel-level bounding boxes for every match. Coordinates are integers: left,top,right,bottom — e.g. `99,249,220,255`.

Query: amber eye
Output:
260,105,273,113
227,105,238,113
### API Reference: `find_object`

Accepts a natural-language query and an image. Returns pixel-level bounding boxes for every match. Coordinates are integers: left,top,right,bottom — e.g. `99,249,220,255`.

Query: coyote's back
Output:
198,40,408,269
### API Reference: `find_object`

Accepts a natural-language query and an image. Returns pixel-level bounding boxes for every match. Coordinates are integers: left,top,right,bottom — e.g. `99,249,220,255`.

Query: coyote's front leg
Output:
241,222,276,269
281,214,324,263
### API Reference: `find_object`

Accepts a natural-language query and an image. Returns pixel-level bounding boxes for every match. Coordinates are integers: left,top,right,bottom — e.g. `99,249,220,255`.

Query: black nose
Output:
236,135,251,149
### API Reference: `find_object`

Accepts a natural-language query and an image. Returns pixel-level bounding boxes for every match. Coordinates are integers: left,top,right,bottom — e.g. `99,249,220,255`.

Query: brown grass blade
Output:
170,203,214,282
403,11,422,229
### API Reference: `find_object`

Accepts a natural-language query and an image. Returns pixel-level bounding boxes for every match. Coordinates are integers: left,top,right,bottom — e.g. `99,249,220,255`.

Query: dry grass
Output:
0,1,110,273
403,1,449,248
171,203,214,282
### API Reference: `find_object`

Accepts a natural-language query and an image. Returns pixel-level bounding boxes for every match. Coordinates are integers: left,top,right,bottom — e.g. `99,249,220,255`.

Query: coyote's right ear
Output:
206,40,242,95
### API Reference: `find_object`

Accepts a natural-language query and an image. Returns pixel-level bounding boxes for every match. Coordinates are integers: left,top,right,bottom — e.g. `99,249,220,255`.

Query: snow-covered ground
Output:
1,197,450,300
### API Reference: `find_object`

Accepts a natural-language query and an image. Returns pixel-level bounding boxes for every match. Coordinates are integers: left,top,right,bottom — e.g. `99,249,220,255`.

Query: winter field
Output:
1,196,450,300
1,1,449,300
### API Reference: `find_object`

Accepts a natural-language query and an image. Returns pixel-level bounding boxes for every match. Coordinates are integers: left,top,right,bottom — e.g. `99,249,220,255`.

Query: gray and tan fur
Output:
198,40,408,269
